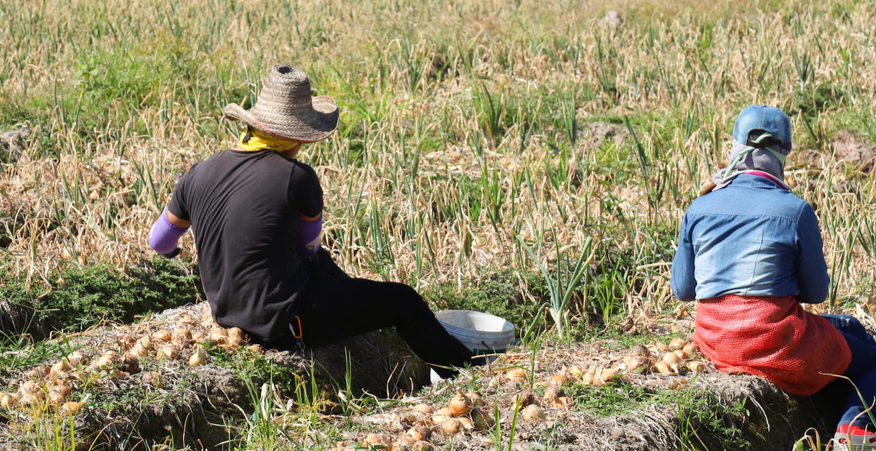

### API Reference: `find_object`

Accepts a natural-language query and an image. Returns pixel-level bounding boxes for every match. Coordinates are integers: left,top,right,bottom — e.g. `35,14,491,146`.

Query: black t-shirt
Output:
168,149,323,342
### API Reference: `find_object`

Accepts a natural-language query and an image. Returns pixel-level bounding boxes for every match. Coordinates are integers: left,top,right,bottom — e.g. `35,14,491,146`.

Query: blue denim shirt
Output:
670,174,829,303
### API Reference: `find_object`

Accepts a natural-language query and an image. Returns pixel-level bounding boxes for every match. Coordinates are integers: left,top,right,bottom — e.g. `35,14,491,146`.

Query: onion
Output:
662,352,681,372
548,373,568,386
91,351,119,370
189,346,207,366
20,392,42,406
469,407,494,430
625,356,650,374
458,417,474,431
128,344,149,360
687,361,706,372
172,328,192,344
138,335,153,350
26,366,49,380
0,393,18,408
157,345,178,360
19,380,40,396
153,329,172,343
512,390,536,407
246,344,263,354
593,369,616,387
48,384,71,405
522,404,545,422
581,368,596,385
412,440,434,451
393,436,415,450
142,371,162,387
364,433,391,447
66,352,86,367
569,365,585,379
552,396,574,410
53,359,71,373
50,361,70,380
227,334,245,347
435,406,453,417
397,412,418,429
209,328,228,344
228,327,245,338
448,390,473,417
440,418,462,435
123,355,140,374
505,368,527,384
631,344,651,357
682,342,698,356
412,403,433,415
61,401,84,415
543,386,564,401
655,361,674,375
431,413,450,424
668,337,686,351
465,391,483,407
407,425,432,441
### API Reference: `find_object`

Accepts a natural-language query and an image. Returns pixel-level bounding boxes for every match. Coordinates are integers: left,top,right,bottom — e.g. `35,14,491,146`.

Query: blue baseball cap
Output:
732,105,792,152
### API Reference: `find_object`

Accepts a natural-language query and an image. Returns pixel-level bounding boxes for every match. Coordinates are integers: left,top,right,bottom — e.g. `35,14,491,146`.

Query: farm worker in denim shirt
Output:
146,64,473,379
671,105,876,449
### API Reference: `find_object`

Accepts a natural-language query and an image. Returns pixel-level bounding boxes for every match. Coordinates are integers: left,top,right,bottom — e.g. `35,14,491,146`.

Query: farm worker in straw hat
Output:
147,64,474,378
671,105,876,449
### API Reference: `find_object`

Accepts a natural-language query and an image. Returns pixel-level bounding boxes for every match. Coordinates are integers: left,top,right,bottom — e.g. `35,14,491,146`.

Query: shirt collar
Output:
729,173,788,190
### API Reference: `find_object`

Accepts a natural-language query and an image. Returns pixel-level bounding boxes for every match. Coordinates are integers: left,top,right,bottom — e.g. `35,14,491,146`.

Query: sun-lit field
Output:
0,0,874,448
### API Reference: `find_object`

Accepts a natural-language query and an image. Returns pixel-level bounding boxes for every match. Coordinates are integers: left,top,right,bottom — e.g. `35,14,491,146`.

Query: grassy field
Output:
0,0,874,448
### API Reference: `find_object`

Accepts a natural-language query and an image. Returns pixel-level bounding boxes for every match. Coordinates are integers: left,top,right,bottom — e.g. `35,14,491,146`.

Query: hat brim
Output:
223,96,339,143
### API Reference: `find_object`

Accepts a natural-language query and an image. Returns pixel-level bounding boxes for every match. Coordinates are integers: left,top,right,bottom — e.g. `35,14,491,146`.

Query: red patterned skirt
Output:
694,294,851,396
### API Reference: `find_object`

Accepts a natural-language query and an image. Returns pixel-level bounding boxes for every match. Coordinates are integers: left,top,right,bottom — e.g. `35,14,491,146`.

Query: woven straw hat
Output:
223,65,339,142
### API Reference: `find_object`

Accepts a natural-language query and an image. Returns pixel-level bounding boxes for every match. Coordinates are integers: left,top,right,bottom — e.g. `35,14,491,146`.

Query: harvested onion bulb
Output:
0,393,18,408
522,404,545,422
548,373,568,386
189,346,207,366
153,329,172,343
469,407,494,430
505,368,527,384
47,383,72,405
407,425,431,441
449,390,473,416
412,403,433,415
440,418,462,435
61,401,84,415
157,345,178,360
209,328,228,344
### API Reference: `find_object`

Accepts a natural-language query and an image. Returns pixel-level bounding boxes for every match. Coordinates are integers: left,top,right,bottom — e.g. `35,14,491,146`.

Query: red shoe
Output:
834,424,876,450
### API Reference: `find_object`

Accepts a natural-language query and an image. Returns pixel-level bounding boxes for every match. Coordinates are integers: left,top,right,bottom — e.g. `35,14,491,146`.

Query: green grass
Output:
565,379,750,449
0,256,201,337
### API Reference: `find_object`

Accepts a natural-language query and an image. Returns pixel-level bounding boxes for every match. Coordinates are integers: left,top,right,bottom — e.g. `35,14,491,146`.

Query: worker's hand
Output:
159,247,181,259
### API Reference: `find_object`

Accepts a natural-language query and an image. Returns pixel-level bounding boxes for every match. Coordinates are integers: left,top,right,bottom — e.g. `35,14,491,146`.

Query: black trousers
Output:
293,249,473,378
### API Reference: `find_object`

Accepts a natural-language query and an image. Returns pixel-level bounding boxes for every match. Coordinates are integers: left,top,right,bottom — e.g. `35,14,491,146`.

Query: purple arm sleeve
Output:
298,215,322,257
148,209,189,254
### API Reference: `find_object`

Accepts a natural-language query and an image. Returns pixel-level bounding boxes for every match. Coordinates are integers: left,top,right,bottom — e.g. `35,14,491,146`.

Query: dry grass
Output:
1,0,873,313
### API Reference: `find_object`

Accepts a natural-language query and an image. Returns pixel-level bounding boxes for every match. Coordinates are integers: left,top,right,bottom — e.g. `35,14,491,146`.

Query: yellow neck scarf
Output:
238,128,300,152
